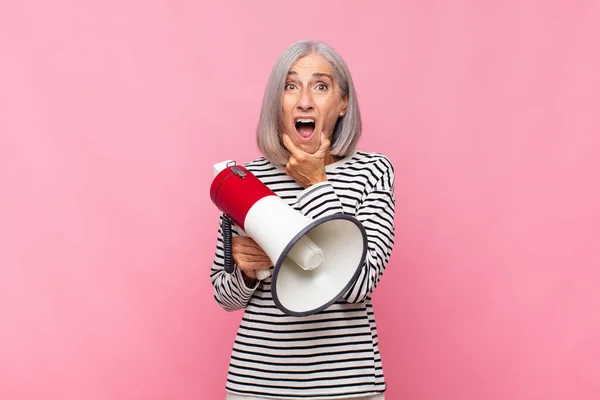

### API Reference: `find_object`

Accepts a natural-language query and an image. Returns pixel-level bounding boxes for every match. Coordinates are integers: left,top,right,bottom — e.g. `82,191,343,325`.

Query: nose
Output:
296,87,314,111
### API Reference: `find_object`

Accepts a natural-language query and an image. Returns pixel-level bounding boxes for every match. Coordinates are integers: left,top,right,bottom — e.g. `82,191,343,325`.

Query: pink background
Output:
1,1,599,399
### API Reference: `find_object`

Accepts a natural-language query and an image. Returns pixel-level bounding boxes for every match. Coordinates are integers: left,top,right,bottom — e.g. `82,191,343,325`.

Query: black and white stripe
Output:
210,150,396,399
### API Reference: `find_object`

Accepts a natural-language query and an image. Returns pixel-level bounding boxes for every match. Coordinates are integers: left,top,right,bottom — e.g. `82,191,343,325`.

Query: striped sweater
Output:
210,150,396,399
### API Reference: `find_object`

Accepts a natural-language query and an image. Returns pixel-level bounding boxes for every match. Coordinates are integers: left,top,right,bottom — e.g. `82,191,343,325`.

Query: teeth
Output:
297,119,315,123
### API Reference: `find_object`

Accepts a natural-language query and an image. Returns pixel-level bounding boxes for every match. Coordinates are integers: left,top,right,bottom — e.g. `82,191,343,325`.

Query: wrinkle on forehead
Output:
287,70,334,82
288,54,335,80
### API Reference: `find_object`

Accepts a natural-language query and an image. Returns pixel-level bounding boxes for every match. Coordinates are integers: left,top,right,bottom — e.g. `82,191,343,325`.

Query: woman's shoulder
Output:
241,156,280,174
339,150,395,192
347,150,395,173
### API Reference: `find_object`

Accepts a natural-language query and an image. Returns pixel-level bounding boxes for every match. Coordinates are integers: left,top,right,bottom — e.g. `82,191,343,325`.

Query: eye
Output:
285,83,297,90
316,84,328,91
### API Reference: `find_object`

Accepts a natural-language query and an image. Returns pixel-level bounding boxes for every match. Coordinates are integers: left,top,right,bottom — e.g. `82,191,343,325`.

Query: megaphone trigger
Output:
256,269,271,281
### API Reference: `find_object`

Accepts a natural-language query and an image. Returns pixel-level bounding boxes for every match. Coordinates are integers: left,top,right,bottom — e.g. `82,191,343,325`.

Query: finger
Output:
286,154,299,168
233,239,261,252
281,132,295,152
237,261,272,271
232,250,272,264
243,269,256,279
233,239,269,257
234,252,271,263
281,133,303,159
239,248,269,259
232,236,262,249
284,154,298,177
316,131,331,155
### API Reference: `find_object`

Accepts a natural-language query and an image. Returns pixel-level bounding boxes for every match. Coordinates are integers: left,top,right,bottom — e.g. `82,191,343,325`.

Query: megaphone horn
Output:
210,160,368,317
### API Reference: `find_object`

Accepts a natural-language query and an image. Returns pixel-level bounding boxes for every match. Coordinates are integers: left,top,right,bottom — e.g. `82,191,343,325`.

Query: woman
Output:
210,40,396,400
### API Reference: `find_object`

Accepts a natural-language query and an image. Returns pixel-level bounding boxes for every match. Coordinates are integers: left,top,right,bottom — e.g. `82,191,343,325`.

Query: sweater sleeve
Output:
295,158,396,303
210,214,260,312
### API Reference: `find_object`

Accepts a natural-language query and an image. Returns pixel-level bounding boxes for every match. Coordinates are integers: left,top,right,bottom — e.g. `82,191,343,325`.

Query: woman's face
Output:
281,53,348,154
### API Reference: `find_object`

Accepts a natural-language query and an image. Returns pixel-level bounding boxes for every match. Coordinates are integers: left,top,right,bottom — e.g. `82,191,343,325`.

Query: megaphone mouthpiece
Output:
287,235,324,271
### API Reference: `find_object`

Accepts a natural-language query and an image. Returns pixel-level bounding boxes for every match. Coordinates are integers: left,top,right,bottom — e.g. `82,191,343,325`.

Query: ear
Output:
340,94,349,115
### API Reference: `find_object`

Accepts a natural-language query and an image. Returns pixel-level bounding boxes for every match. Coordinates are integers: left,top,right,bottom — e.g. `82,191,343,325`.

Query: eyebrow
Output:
287,71,334,81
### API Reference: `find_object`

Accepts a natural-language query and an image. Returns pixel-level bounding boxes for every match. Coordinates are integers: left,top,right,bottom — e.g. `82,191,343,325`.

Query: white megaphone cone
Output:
210,160,367,317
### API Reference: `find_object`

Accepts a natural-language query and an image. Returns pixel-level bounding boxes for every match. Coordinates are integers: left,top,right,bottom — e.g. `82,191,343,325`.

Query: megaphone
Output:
210,160,368,317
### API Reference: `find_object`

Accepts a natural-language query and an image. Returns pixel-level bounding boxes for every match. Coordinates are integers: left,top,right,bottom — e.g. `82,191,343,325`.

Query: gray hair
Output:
256,40,362,166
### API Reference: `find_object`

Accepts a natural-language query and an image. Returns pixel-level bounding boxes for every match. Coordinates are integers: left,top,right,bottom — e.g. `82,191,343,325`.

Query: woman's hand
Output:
232,236,271,283
281,132,330,188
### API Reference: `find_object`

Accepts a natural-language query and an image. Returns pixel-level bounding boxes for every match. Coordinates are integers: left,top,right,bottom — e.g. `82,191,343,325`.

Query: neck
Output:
324,153,341,166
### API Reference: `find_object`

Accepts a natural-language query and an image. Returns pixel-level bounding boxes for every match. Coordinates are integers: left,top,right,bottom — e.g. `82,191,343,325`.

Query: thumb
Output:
282,132,301,156
316,131,331,155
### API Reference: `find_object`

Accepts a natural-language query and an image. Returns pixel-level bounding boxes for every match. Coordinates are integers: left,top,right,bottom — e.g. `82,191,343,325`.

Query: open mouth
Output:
294,118,316,140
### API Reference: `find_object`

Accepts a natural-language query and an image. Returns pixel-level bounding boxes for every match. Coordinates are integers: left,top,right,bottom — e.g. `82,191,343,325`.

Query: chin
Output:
297,142,319,154
288,132,317,153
